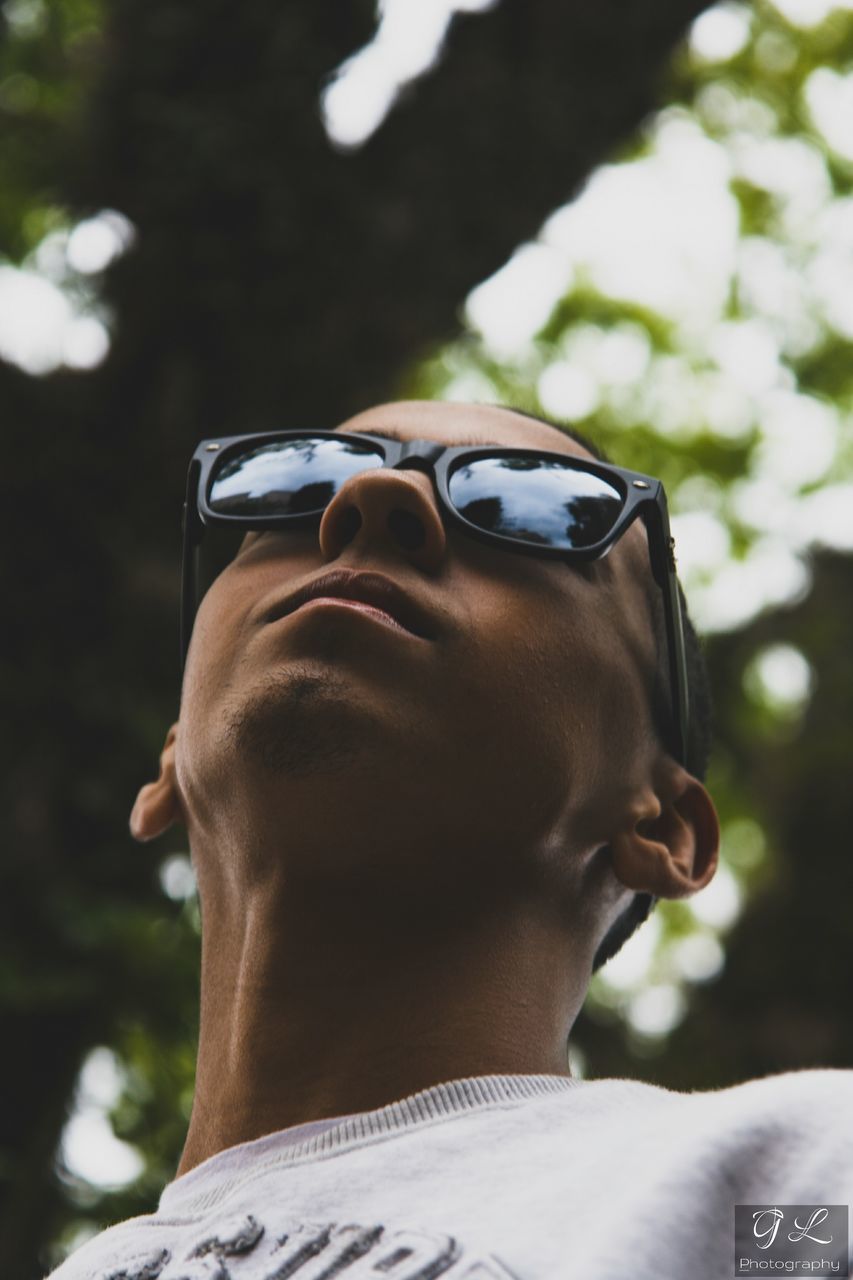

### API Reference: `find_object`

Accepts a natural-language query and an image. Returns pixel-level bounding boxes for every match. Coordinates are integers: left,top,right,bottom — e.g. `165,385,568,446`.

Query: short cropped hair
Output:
497,407,714,970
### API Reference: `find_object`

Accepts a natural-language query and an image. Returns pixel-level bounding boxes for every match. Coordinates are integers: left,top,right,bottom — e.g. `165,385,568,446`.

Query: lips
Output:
262,569,436,640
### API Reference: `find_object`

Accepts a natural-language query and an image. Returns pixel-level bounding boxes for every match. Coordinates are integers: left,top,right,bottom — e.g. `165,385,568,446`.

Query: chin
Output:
218,665,389,780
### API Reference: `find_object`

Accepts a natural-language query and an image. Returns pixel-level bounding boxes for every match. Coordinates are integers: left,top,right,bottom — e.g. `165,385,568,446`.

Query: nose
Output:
318,464,447,573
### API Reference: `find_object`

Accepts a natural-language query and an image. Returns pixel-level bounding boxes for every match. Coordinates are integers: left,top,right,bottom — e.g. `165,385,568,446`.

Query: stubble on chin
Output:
221,665,366,777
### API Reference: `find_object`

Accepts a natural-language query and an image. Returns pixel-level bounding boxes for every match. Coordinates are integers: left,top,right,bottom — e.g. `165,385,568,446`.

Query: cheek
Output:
446,585,649,821
178,566,263,761
183,554,285,693
436,594,591,824
180,584,234,712
572,597,657,800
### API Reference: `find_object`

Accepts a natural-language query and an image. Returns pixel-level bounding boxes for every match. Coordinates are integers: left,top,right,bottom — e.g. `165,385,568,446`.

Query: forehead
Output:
336,400,595,459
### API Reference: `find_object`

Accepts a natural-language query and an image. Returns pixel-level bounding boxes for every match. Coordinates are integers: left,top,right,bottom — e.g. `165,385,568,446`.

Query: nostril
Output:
389,508,426,550
338,506,362,544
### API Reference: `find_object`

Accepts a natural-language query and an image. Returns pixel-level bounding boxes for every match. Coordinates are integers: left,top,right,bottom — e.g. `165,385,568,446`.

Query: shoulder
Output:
580,1066,853,1106
556,1067,853,1135
692,1067,853,1144
682,1067,853,1119
552,1069,853,1202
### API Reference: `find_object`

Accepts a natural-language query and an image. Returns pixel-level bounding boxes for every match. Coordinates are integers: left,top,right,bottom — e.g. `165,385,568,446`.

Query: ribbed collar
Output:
160,1073,580,1216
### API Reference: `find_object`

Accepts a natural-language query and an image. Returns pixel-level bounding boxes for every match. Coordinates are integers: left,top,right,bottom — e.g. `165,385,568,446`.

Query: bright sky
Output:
0,211,131,372
58,1047,144,1190
321,0,497,148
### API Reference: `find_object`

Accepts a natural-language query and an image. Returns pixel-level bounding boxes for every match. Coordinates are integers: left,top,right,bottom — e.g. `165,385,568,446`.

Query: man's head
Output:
131,400,718,979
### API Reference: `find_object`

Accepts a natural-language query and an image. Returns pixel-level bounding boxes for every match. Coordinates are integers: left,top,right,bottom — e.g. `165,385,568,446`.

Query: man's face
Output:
176,401,662,910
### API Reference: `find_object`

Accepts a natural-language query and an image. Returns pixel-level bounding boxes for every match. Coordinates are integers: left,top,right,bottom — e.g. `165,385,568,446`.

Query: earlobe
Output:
609,772,720,900
129,722,186,843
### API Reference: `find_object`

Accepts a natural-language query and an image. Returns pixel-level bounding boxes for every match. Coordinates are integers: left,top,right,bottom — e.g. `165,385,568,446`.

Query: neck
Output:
176,870,586,1178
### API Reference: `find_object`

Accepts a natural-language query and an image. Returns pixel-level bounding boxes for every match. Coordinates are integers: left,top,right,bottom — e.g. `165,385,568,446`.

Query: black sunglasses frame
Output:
181,429,690,766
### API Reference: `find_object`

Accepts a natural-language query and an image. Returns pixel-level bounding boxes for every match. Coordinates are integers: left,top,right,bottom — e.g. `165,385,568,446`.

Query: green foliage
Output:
0,0,104,258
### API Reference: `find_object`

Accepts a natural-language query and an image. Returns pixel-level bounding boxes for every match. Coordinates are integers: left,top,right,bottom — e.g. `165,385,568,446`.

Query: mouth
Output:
262,569,436,640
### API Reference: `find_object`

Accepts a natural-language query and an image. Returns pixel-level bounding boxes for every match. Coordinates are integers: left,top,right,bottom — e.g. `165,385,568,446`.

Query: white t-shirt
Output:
46,1069,853,1279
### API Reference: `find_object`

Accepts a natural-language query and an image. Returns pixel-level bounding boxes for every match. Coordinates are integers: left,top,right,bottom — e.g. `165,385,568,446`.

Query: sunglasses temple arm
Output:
666,573,690,768
180,460,204,678
644,498,690,769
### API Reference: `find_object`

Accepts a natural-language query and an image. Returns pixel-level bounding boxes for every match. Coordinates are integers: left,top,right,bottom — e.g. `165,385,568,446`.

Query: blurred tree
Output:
4,0,851,1276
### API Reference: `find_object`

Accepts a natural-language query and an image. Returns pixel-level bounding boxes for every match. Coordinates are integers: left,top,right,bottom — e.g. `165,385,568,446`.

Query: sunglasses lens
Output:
447,455,624,549
208,436,385,517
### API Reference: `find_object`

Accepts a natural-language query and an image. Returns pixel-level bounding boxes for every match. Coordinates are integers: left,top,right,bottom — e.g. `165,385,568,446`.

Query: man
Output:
49,402,852,1280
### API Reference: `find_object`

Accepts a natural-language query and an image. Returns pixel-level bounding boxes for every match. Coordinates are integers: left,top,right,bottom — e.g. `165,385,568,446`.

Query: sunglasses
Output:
181,429,690,765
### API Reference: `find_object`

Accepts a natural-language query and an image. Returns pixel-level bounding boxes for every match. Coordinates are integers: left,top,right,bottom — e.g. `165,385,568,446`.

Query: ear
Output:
129,721,185,843
609,766,720,900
